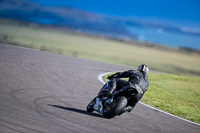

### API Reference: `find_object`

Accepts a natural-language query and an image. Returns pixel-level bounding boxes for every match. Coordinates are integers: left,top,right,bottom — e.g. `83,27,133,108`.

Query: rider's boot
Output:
119,106,133,115
123,106,133,112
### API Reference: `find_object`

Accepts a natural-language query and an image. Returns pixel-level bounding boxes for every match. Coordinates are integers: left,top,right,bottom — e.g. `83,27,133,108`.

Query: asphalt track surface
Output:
0,43,199,133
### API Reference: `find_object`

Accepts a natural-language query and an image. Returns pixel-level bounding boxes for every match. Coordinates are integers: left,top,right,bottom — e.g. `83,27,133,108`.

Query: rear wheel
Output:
103,96,127,118
86,98,96,112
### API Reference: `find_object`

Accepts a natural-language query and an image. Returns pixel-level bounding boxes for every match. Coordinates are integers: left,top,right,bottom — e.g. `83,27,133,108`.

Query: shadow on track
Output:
48,104,102,118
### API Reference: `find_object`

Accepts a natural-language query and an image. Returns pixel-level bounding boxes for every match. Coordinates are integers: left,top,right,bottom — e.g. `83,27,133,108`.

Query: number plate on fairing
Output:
93,98,103,115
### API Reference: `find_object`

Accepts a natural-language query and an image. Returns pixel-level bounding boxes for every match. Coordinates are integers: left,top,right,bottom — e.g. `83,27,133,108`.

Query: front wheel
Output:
103,96,127,118
86,98,96,112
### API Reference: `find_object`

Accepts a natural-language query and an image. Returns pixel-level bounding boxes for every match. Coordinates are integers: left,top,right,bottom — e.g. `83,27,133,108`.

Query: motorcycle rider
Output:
106,64,149,113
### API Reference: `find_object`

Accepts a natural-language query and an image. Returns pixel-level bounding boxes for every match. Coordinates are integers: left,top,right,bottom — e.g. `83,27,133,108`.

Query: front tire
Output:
103,96,127,118
86,98,96,112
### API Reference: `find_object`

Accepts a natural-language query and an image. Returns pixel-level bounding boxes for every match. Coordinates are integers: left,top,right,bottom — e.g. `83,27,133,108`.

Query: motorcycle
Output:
86,80,138,118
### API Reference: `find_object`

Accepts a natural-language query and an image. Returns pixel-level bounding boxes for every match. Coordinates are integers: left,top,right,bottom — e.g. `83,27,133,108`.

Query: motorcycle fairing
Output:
93,98,103,115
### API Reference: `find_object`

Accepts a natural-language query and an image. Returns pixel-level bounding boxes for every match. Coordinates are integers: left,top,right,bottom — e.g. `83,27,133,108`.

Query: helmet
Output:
137,64,149,73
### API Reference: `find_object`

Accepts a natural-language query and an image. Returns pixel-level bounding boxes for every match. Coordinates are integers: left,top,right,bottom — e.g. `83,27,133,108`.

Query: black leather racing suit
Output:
107,70,149,108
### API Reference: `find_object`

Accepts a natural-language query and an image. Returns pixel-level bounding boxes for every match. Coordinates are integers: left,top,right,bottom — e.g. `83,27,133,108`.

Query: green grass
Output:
104,72,200,124
0,19,200,76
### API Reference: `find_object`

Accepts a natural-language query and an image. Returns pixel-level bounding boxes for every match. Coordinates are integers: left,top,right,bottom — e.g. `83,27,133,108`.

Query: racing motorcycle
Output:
86,80,138,118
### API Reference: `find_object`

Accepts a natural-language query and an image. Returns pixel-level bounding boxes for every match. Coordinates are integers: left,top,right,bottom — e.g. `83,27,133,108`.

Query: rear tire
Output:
86,98,95,112
103,96,127,118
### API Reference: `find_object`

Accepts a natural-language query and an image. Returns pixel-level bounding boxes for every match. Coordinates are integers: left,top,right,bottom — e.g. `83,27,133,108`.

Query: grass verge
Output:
104,72,200,124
